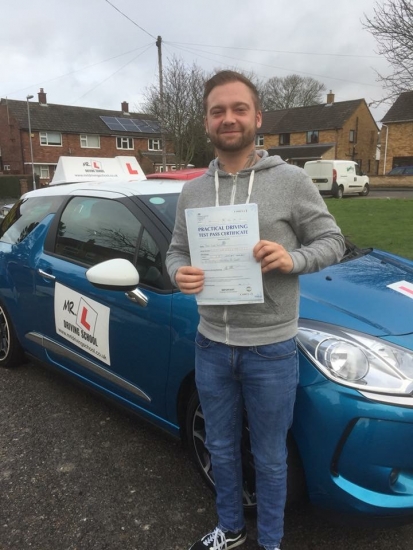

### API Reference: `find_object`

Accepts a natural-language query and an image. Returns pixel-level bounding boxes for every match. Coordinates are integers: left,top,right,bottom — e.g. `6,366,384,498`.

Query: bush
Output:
0,175,22,199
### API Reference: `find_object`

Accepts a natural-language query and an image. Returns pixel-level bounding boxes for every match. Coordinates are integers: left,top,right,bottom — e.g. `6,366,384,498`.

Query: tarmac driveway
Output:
1,361,413,550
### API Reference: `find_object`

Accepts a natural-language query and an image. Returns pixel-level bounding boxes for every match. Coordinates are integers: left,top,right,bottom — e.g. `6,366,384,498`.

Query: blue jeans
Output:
195,332,299,549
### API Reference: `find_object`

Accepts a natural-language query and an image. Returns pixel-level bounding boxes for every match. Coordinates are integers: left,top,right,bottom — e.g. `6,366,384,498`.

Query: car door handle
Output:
38,269,56,281
125,288,148,307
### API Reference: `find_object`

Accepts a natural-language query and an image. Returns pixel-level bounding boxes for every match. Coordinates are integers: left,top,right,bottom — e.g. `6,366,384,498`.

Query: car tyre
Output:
359,183,370,196
0,302,24,368
334,185,344,199
185,389,307,512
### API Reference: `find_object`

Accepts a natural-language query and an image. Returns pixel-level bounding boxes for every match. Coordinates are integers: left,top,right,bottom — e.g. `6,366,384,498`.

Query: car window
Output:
54,197,165,289
0,196,64,244
139,193,180,232
55,197,140,265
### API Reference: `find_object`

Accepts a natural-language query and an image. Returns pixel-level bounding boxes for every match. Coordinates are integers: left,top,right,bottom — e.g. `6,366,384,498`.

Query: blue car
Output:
1,178,413,521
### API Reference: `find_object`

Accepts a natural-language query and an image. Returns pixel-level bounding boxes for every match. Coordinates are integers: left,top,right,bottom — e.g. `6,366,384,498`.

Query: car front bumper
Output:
294,369,413,519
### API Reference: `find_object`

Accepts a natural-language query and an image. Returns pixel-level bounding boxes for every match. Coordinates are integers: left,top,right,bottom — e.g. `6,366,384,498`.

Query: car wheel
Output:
185,389,307,511
0,302,24,368
334,185,344,199
359,183,370,196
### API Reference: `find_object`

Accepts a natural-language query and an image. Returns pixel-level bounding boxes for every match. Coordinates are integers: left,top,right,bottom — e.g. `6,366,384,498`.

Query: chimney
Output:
38,88,47,105
326,90,335,104
121,101,129,114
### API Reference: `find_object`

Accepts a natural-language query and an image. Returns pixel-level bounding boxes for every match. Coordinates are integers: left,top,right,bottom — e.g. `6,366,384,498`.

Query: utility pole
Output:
156,36,167,172
26,95,36,190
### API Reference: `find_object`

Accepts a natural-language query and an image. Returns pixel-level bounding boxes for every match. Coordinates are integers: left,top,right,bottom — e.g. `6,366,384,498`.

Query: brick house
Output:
256,92,379,174
0,89,176,184
379,91,413,175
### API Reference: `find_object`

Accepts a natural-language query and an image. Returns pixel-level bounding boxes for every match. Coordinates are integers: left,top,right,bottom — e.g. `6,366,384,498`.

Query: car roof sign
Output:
50,156,146,185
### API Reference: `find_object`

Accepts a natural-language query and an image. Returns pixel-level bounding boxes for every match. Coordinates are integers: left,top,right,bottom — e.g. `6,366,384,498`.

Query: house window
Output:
255,135,264,147
34,165,50,179
392,156,413,167
279,133,290,146
148,138,162,151
349,130,357,143
3,165,10,171
116,137,134,150
80,134,100,148
306,131,319,144
40,132,62,146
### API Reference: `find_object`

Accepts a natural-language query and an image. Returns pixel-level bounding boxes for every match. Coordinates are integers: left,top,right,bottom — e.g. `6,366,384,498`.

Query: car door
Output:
32,194,174,421
351,163,365,192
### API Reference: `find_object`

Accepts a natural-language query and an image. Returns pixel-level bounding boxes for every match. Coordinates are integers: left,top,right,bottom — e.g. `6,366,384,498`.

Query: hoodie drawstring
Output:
214,170,255,207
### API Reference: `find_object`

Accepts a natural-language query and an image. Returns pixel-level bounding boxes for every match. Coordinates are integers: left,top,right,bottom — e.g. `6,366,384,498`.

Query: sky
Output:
3,0,392,125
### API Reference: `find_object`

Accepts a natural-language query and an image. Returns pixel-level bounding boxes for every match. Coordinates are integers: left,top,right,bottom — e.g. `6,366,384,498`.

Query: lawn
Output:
325,198,413,260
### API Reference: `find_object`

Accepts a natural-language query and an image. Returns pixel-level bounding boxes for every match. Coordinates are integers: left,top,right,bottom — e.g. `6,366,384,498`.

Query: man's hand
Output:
253,240,293,274
175,266,205,294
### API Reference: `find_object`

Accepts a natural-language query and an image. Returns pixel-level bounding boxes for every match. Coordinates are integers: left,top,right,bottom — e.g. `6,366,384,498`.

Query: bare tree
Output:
142,57,214,167
363,0,413,102
142,59,327,163
260,74,326,110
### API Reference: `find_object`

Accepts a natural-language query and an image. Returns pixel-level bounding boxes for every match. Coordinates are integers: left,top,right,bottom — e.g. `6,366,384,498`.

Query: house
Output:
0,89,176,185
379,90,413,175
256,92,379,173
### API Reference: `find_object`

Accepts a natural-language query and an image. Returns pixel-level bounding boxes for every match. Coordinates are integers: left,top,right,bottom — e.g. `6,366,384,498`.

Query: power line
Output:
104,0,156,39
103,2,384,92
168,42,383,89
167,41,381,59
72,43,154,104
5,43,154,97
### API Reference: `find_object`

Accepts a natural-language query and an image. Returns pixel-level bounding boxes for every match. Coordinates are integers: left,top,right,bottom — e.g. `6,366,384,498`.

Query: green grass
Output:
325,198,413,260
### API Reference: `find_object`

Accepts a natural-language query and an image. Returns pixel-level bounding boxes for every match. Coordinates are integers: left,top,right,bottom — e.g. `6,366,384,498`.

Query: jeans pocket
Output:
195,331,214,349
250,338,297,360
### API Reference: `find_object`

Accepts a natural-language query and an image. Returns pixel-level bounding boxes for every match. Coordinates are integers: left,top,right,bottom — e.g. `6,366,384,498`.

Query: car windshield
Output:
139,192,180,232
0,196,64,244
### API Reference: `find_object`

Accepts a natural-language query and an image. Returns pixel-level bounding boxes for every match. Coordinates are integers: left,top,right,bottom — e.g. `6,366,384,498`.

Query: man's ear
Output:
204,116,209,134
256,110,262,129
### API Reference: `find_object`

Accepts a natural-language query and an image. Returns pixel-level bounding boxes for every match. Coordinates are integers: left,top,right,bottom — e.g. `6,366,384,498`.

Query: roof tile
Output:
261,99,364,134
381,91,413,123
0,98,159,137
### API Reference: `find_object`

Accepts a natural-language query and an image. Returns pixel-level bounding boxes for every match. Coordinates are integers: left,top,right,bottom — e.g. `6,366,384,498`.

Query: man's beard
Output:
208,127,257,152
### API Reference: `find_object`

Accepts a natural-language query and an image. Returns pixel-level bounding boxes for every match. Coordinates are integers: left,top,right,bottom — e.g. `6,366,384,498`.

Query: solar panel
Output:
100,116,160,134
100,117,125,131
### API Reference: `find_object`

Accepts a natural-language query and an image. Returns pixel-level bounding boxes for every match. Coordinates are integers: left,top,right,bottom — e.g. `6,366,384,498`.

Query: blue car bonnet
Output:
299,249,413,338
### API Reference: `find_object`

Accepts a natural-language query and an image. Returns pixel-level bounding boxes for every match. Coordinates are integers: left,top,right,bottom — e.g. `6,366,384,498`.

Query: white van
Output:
303,160,370,198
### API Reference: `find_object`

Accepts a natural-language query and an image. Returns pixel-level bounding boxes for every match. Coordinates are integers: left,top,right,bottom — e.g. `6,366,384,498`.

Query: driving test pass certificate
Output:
185,203,264,305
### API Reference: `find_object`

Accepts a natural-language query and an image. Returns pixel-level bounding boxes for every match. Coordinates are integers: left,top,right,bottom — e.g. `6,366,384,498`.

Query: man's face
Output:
204,81,262,153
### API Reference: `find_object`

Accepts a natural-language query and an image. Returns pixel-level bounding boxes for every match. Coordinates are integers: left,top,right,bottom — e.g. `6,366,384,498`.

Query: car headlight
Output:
297,321,413,395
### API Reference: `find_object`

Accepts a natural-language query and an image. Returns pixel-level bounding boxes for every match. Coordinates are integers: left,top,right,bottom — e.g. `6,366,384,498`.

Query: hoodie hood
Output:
206,150,286,177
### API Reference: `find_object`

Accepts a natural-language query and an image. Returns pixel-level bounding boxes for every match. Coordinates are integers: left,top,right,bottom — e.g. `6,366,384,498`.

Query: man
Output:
166,71,345,550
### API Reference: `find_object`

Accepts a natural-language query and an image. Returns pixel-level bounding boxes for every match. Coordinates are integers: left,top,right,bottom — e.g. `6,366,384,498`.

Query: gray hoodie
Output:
166,151,345,346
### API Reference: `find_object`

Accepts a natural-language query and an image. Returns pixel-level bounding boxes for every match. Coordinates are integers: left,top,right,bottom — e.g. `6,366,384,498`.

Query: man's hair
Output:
203,70,261,113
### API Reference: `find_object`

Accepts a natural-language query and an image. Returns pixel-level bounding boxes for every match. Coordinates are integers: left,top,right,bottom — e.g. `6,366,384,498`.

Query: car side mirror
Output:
86,258,139,291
